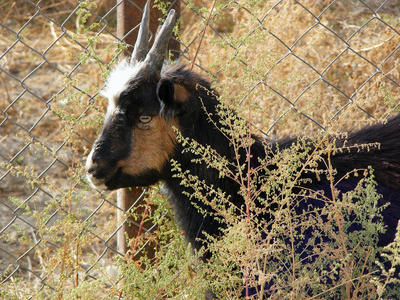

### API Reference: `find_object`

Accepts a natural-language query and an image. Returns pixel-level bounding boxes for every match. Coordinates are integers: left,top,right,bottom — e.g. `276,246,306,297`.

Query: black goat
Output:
86,3,400,297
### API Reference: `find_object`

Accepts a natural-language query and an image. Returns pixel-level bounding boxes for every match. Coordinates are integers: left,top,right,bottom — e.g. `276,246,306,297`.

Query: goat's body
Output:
161,70,400,247
155,68,400,295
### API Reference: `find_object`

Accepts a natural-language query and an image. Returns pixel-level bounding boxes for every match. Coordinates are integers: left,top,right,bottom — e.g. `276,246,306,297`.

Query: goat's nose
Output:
86,160,98,174
86,150,109,175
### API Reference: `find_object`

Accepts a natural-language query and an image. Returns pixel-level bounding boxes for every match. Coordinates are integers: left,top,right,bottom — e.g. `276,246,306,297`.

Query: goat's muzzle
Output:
85,147,114,190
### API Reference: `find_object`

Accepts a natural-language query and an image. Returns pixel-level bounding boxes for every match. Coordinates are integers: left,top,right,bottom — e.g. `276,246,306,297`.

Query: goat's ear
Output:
157,78,175,108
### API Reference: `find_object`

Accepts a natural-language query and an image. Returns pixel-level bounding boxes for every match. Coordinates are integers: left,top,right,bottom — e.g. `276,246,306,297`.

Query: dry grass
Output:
0,1,121,295
181,0,400,137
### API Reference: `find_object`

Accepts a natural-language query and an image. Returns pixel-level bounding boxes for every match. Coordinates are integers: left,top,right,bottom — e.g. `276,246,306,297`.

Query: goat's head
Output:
86,3,185,190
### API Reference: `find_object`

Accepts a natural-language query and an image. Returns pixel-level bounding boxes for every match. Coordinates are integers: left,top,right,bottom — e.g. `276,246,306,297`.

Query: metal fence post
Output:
116,0,180,255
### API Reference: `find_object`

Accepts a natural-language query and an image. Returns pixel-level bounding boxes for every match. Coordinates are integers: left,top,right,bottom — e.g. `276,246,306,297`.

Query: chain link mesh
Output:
1,0,399,296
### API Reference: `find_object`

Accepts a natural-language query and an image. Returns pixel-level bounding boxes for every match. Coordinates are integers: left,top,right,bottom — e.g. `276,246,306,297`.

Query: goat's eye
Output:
139,115,152,123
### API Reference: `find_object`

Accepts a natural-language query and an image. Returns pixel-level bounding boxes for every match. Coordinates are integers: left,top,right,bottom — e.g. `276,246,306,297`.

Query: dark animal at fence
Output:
86,2,400,297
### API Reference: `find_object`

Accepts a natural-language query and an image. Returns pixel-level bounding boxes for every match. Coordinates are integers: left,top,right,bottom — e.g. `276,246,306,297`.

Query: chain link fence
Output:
1,0,399,297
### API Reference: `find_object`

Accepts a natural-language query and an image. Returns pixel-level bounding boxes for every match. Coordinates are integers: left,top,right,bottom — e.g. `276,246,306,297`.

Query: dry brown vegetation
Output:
0,0,399,298
182,0,400,137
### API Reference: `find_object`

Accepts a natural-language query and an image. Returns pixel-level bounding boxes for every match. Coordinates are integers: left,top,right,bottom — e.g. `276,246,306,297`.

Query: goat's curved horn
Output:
144,9,176,72
130,0,150,64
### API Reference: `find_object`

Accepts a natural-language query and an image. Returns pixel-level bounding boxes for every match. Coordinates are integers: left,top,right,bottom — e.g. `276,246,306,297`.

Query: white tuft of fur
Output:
101,59,144,115
101,59,171,119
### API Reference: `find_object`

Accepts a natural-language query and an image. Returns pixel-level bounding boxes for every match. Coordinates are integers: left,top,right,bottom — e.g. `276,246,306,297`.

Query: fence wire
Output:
1,0,399,297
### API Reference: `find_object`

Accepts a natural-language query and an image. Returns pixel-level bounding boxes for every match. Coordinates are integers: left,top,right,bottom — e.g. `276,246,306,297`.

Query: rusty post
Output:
116,0,180,255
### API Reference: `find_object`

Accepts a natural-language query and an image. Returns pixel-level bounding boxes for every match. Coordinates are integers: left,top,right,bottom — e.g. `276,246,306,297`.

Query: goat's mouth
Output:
86,167,126,191
86,166,121,190
85,150,122,190
86,172,109,190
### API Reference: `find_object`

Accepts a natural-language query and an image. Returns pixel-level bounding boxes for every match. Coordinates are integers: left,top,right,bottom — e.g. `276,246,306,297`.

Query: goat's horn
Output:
130,0,150,64
144,9,176,72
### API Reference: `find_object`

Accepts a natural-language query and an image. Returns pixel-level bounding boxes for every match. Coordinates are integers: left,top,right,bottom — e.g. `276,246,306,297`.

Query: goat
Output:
86,2,400,297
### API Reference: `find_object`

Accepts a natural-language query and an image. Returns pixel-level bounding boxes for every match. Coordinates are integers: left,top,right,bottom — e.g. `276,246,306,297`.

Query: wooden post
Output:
116,0,180,255
116,188,143,254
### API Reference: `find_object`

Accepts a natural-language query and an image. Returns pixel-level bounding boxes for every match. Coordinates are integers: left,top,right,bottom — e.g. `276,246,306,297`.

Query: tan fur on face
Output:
118,116,179,177
174,84,189,103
